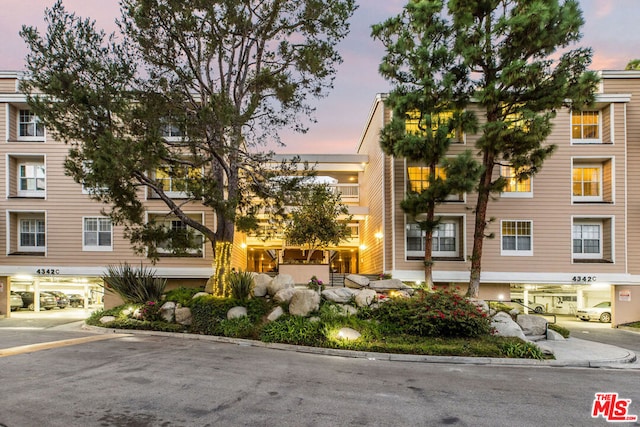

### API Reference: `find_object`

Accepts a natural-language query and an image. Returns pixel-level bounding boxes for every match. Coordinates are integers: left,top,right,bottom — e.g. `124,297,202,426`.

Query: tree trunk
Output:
467,153,495,298
205,214,235,297
423,200,436,290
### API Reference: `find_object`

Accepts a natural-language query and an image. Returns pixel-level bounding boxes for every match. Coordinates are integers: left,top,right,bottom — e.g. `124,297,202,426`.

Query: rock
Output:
322,287,356,303
266,306,284,322
227,306,248,319
99,315,116,324
160,301,176,322
535,342,554,356
274,287,296,303
468,298,490,313
517,314,548,336
174,307,192,326
354,289,377,307
546,328,565,341
267,274,295,296
336,327,361,340
368,279,413,292
491,311,527,340
192,292,209,299
288,289,320,316
337,304,358,316
344,274,370,289
252,273,272,297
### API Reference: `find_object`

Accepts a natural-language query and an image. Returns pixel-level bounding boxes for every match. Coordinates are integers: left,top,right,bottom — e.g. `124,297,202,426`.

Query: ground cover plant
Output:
86,286,550,360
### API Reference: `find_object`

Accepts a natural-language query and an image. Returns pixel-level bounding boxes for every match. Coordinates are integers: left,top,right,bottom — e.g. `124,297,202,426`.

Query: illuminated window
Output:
407,164,446,192
572,111,600,141
501,220,532,256
572,166,601,201
500,166,531,197
155,166,202,197
404,111,462,142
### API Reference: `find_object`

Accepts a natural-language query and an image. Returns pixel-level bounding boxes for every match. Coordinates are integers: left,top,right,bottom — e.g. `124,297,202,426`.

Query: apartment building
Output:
356,70,640,326
1,69,639,327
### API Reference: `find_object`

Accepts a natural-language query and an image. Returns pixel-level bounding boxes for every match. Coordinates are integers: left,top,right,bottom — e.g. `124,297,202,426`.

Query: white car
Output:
576,302,611,323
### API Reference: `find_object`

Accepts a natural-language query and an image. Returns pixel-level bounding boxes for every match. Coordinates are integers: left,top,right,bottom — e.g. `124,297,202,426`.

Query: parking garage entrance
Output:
3,274,104,316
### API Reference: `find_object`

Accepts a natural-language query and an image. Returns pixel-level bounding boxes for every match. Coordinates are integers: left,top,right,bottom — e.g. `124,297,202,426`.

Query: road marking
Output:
0,334,131,358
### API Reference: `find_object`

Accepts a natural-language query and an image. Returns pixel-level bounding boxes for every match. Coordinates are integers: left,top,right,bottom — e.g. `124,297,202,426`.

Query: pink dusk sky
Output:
0,1,637,154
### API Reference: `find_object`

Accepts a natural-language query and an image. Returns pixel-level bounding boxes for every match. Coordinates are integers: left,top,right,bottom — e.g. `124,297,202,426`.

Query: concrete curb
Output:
81,323,638,369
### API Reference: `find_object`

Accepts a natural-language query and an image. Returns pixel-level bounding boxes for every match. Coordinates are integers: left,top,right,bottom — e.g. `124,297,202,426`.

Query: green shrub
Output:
229,270,255,301
102,263,167,304
164,287,202,307
499,338,546,359
220,317,258,338
367,289,493,338
547,322,570,338
189,295,274,335
260,315,324,346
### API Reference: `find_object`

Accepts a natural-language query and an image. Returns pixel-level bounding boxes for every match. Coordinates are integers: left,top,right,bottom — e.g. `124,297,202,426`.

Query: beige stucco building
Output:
0,69,639,327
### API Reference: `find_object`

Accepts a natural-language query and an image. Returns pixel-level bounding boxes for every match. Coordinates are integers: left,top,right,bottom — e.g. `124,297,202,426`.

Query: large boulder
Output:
491,311,527,340
174,307,192,326
266,306,284,322
288,290,320,316
99,315,116,324
267,274,295,296
368,279,414,293
322,287,356,303
227,306,248,319
354,289,377,307
192,292,209,300
252,273,272,297
517,314,548,336
337,327,361,340
344,274,370,289
274,287,296,304
159,301,176,323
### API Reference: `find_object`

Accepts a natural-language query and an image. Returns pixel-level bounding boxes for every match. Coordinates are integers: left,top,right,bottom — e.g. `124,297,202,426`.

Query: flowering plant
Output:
139,301,161,322
307,276,324,292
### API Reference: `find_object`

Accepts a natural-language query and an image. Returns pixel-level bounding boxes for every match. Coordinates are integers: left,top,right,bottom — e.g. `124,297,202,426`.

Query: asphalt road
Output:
0,315,639,426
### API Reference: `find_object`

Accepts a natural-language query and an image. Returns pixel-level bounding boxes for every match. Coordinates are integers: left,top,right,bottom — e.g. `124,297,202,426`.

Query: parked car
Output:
10,292,23,311
576,301,612,323
16,291,57,311
511,298,545,314
67,294,85,308
47,291,70,309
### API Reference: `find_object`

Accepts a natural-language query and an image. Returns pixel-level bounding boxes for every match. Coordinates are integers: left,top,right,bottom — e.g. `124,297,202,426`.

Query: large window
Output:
152,214,205,257
404,110,463,142
154,166,201,197
500,166,532,197
18,162,46,197
572,223,601,259
572,110,600,141
407,164,446,192
501,220,532,256
19,219,45,251
406,218,461,259
83,217,113,251
572,165,602,201
18,110,45,140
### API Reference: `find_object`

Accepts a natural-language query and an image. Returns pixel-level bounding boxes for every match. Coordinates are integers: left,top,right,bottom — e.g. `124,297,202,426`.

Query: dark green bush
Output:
102,263,167,304
367,289,493,338
189,295,274,335
229,270,255,301
260,315,324,346
219,317,258,339
164,286,202,307
499,338,546,360
547,322,570,338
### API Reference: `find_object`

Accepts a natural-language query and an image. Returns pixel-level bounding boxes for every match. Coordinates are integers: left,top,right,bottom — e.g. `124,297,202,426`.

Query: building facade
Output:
1,70,639,326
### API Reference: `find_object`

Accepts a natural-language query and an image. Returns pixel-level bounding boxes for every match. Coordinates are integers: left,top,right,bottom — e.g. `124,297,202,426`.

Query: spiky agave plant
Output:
102,263,167,304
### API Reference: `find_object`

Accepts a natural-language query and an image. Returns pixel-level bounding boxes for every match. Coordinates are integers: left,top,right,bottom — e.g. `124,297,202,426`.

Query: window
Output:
572,165,602,201
501,220,532,256
407,164,446,192
572,110,600,141
160,123,184,139
154,166,201,197
18,163,46,197
18,110,45,140
500,166,532,197
152,214,205,257
83,217,113,251
406,218,461,260
19,219,45,251
404,110,463,142
572,223,601,259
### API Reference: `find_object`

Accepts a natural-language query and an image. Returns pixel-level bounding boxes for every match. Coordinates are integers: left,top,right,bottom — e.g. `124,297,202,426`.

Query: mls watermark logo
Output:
592,393,638,422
